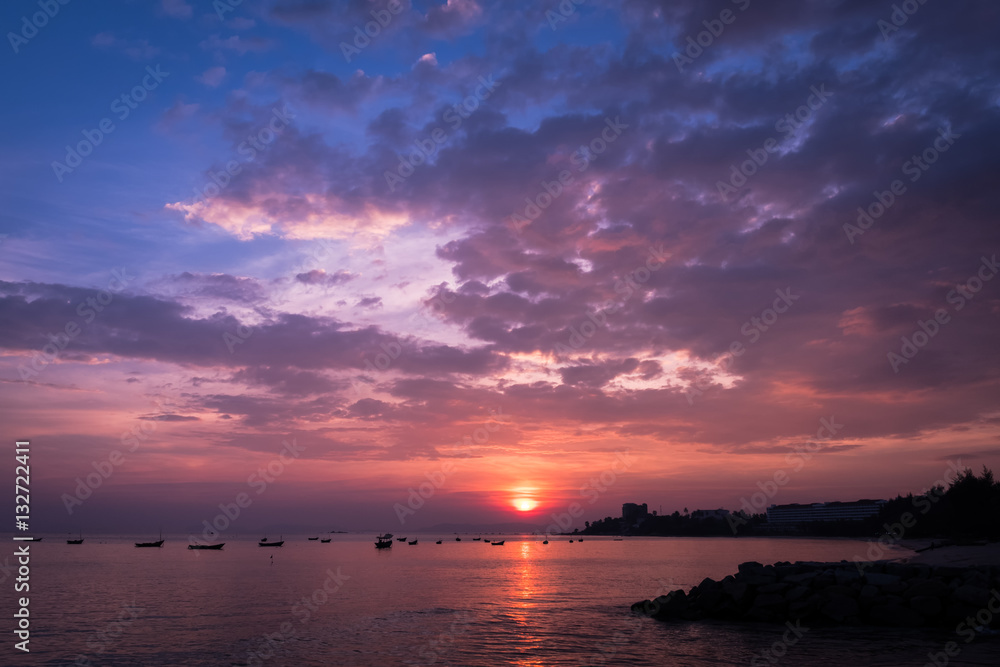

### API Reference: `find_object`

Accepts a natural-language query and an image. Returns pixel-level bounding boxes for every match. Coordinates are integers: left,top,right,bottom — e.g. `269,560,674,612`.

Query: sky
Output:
1,0,999,535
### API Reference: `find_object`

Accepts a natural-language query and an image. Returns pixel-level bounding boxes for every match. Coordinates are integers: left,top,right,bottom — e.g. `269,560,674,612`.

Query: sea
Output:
6,534,1000,666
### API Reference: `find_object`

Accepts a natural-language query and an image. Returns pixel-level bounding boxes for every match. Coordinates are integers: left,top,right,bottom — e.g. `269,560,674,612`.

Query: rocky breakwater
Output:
632,560,1000,628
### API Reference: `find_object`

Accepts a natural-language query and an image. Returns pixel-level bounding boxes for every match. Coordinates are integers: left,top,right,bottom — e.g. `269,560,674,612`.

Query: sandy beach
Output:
900,540,1000,567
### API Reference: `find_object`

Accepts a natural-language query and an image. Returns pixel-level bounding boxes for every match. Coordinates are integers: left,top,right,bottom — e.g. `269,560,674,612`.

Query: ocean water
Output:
8,535,1000,666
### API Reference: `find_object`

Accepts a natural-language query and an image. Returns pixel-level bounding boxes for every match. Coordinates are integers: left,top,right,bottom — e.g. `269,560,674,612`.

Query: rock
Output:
722,581,749,604
868,604,924,627
952,585,990,608
785,572,818,585
909,595,943,619
822,594,860,623
697,588,726,613
751,593,787,614
698,577,721,592
835,569,862,586
858,585,879,602
738,561,765,575
786,586,810,602
904,579,949,599
864,573,901,587
825,585,858,599
758,582,790,595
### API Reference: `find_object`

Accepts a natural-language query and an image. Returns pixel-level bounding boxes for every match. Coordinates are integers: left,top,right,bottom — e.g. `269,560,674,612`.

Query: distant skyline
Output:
2,0,999,534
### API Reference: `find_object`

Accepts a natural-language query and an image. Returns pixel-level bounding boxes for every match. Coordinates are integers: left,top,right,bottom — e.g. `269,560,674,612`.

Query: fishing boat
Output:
259,536,284,547
375,533,393,549
436,540,442,544
491,540,505,546
308,537,319,541
321,538,331,543
455,537,461,541
543,540,549,544
473,536,481,541
136,530,163,548
396,537,407,542
188,543,225,550
408,539,418,545
67,531,83,545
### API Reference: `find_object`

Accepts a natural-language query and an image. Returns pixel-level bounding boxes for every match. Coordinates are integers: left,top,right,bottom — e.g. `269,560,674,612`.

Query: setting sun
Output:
514,499,538,512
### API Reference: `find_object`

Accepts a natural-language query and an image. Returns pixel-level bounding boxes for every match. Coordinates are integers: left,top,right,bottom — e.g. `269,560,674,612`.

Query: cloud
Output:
197,66,227,87
161,0,193,19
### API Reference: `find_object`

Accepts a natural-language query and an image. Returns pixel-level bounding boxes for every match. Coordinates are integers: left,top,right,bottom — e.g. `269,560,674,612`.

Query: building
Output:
622,503,648,524
691,508,730,521
766,499,886,524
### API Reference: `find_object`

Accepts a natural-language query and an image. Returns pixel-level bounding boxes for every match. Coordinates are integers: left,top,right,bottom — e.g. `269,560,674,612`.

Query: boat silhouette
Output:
136,530,163,548
259,536,284,547
188,543,224,550
375,533,393,549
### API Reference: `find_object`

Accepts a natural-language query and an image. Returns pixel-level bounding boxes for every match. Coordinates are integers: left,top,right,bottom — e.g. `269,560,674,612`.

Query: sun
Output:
514,498,538,512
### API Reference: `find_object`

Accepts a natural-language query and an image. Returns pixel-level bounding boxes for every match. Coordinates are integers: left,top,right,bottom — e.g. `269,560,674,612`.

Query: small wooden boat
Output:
408,540,418,545
543,540,549,544
491,540,505,545
321,538,331,543
455,537,462,541
375,533,393,549
473,536,482,541
308,537,319,541
188,543,225,550
259,536,284,547
436,540,442,544
136,530,163,548
67,531,83,544
397,537,407,542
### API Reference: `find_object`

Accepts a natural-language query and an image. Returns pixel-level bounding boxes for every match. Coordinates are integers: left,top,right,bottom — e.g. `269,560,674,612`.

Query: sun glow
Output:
514,498,538,512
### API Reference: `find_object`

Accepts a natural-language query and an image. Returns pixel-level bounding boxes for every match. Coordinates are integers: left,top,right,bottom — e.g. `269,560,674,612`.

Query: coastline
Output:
899,539,1000,568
